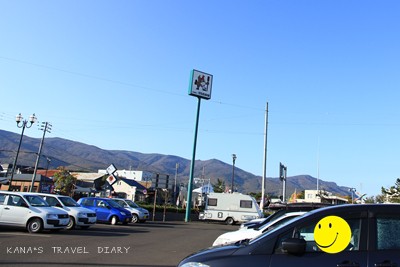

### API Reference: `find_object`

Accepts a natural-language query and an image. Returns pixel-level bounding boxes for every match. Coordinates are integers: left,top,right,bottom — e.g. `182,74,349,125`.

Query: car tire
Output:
131,214,139,224
27,218,43,233
66,216,75,230
225,217,235,225
110,216,118,225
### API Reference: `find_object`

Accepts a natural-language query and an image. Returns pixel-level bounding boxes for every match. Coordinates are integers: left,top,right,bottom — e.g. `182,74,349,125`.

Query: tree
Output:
364,196,376,203
381,178,400,203
212,178,225,193
53,166,77,196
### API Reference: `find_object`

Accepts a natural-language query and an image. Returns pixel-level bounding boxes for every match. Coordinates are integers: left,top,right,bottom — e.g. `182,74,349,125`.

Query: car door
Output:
1,194,31,226
269,210,368,267
367,211,400,267
95,200,111,221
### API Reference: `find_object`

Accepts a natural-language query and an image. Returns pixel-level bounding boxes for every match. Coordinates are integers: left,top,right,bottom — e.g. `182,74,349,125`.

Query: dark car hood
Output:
179,244,240,265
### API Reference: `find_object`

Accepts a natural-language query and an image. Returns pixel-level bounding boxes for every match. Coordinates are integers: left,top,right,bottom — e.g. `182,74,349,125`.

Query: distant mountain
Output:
0,129,352,197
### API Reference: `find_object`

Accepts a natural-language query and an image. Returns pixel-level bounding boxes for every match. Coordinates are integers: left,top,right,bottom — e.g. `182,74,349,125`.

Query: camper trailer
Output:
199,192,263,225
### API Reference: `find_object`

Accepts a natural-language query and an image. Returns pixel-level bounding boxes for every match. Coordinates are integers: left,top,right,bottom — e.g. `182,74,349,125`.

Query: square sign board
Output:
188,69,213,100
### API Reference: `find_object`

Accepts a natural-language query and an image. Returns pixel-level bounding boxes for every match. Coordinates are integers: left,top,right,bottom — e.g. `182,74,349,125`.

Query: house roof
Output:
36,169,59,177
118,178,147,190
72,172,105,181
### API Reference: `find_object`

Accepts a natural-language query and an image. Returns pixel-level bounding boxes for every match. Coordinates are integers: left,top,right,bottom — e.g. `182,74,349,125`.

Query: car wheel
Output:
27,218,43,233
225,217,235,225
66,216,75,230
110,216,118,225
131,214,139,223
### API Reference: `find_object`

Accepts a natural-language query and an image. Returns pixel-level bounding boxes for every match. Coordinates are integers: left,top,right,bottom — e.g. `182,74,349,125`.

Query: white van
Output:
36,193,97,230
0,191,70,233
199,192,263,225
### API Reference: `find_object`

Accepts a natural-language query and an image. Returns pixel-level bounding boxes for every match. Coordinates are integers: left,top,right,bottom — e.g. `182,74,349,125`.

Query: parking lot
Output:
0,220,234,267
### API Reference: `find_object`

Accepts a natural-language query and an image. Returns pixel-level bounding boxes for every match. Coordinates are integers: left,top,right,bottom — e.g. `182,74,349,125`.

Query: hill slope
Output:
0,129,352,197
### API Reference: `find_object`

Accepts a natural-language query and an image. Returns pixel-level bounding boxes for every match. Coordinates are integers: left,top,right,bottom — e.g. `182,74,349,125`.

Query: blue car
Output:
77,197,132,225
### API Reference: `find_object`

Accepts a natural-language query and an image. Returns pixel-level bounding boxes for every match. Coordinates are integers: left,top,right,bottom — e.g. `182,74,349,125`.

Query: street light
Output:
8,113,37,191
349,188,356,204
231,154,237,193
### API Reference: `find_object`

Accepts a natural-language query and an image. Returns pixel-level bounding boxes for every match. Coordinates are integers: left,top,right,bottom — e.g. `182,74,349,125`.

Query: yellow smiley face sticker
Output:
314,215,351,254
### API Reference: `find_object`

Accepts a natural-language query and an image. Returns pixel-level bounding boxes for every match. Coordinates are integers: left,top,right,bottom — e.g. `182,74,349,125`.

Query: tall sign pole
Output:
185,69,213,222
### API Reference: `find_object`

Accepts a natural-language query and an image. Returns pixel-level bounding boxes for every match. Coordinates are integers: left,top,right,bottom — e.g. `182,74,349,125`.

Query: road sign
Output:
106,164,117,175
188,69,213,100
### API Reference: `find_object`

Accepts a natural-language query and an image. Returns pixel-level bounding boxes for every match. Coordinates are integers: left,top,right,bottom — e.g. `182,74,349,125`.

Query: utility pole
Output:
279,162,287,202
31,122,52,192
174,163,179,205
260,102,268,209
231,154,237,192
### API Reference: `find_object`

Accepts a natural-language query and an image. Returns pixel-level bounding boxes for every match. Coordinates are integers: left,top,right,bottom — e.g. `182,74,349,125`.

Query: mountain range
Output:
0,129,353,198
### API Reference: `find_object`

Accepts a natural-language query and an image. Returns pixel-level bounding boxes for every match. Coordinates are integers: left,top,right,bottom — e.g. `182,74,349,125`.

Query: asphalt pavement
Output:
0,220,235,267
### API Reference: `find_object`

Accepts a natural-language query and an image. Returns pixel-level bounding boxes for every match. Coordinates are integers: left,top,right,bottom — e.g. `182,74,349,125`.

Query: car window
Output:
0,193,6,205
43,196,60,207
274,215,363,254
126,200,139,208
25,195,49,207
82,198,95,206
376,215,400,250
7,195,24,206
114,199,127,207
261,215,300,234
107,199,122,208
59,196,80,207
97,200,108,207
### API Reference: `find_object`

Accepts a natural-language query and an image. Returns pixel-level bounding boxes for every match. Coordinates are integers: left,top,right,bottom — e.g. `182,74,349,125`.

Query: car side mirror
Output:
21,202,29,208
282,238,306,255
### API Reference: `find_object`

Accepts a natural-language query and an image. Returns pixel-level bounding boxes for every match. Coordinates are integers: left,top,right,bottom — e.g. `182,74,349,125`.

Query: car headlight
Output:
78,212,88,217
120,212,126,215
47,214,58,219
180,262,210,267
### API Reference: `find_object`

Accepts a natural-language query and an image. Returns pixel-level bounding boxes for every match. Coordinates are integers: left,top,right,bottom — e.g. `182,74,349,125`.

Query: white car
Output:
212,211,306,246
112,198,149,223
0,191,70,233
36,193,97,230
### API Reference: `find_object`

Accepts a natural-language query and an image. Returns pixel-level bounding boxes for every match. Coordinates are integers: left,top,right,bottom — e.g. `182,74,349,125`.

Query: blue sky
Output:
1,1,399,198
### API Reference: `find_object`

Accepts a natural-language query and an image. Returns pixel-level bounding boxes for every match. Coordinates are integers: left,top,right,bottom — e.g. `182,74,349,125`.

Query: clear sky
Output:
1,1,399,198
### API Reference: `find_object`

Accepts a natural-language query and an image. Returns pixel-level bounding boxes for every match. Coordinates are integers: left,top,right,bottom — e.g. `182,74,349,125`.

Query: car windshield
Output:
25,195,50,207
107,199,123,208
125,200,139,208
59,196,80,207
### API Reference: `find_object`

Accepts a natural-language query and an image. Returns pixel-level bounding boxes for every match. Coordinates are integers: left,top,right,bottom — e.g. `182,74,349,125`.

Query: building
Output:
296,189,348,205
0,174,53,193
111,178,147,201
